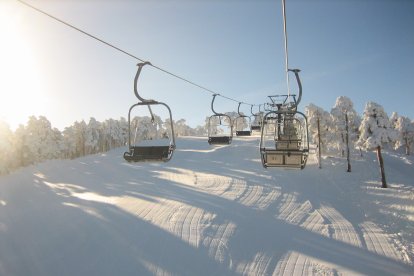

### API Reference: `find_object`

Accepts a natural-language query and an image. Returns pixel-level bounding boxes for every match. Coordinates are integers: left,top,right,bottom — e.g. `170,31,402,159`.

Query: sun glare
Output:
0,4,49,129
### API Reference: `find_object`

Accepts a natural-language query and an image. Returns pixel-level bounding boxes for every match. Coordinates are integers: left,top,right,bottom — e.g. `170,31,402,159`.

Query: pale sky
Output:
1,0,413,130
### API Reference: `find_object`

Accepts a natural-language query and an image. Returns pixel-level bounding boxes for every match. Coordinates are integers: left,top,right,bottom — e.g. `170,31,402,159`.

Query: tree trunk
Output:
376,146,387,188
405,137,410,155
317,116,322,169
345,113,351,172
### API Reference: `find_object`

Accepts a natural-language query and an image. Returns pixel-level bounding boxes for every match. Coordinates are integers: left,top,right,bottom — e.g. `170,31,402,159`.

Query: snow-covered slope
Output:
0,136,413,275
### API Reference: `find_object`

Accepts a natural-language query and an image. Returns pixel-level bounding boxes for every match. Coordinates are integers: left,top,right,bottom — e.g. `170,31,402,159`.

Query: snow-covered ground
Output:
0,136,413,275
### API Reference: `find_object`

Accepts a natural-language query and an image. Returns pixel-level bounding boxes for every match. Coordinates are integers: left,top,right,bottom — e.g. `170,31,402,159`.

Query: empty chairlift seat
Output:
208,136,232,145
124,145,174,162
207,94,233,145
123,62,176,163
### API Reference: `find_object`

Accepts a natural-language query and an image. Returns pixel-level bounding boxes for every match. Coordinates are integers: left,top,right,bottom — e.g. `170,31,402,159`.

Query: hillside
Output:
0,136,413,275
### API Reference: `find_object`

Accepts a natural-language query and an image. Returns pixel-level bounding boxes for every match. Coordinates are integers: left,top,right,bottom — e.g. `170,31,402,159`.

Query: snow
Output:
0,136,413,275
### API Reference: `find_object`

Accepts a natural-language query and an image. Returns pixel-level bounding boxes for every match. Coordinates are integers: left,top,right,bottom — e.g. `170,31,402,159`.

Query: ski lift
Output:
259,69,309,169
260,111,309,169
250,105,263,131
123,62,176,162
208,94,233,145
234,102,252,136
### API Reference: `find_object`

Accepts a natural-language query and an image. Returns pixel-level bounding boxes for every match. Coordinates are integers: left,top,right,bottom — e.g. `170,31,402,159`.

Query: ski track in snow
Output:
0,136,413,275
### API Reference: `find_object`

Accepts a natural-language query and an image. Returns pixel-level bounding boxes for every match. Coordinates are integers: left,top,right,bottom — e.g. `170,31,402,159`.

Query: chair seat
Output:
236,130,251,136
208,136,232,145
124,146,172,162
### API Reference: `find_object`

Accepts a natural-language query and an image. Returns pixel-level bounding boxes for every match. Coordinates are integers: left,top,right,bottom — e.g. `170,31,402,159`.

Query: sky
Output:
0,0,413,131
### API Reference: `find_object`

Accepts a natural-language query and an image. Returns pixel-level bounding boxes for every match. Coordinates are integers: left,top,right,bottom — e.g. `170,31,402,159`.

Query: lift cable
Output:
16,0,254,106
282,0,290,97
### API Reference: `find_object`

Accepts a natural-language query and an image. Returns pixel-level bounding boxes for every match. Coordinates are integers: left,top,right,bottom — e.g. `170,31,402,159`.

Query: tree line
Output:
0,115,207,175
1,96,413,178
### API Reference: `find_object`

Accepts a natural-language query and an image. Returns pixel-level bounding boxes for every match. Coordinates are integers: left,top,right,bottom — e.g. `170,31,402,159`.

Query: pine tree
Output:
357,102,397,188
0,120,13,174
331,96,359,172
395,116,414,155
305,104,333,168
85,117,101,155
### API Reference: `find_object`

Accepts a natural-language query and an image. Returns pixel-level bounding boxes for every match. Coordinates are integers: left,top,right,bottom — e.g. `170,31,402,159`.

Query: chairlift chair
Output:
259,69,309,169
235,102,252,136
250,105,262,131
208,94,233,145
260,110,309,169
123,62,176,162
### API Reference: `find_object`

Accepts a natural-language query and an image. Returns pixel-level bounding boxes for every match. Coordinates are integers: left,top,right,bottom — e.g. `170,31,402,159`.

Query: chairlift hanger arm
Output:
134,62,154,102
211,94,225,116
288,69,302,107
237,102,247,117
251,105,260,116
134,62,156,121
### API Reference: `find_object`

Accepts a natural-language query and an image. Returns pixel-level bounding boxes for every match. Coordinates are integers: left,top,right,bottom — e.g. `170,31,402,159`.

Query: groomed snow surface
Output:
1,136,413,275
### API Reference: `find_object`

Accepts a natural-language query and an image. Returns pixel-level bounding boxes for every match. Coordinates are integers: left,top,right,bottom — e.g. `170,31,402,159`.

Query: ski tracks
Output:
273,192,406,275
151,165,408,275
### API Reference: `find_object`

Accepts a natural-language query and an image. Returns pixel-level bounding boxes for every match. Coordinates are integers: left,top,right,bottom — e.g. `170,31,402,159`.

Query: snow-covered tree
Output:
389,112,399,149
175,119,191,136
205,116,219,136
331,96,359,172
130,115,164,144
85,117,101,155
23,116,62,163
305,104,333,168
73,120,87,157
61,120,88,158
357,102,397,188
118,117,129,147
395,116,414,155
192,125,207,136
62,126,77,159
0,120,14,174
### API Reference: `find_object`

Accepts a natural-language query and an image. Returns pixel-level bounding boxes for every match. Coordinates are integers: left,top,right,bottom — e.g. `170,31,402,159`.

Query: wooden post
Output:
376,146,387,188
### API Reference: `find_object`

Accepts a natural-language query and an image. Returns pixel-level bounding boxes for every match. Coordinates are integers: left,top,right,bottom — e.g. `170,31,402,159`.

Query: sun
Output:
0,3,49,129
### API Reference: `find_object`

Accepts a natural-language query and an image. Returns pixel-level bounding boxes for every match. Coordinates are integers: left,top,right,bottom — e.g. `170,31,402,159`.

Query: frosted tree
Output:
389,112,399,149
73,120,87,156
205,116,219,136
357,102,397,188
331,96,359,172
192,125,207,136
130,115,163,144
395,116,414,155
13,124,28,166
305,104,333,168
389,112,399,128
62,126,77,159
118,117,129,147
175,119,191,136
102,118,127,150
0,120,14,174
164,118,175,138
23,116,62,163
85,117,101,155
